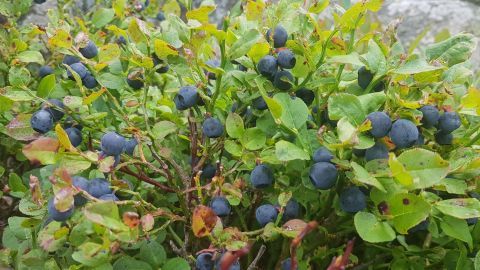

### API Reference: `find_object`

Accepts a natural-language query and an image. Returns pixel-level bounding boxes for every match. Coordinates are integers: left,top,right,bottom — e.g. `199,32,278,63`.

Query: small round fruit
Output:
283,199,300,221
467,218,478,225
435,131,453,145
62,55,80,66
419,105,440,128
408,219,429,234
295,88,314,106
216,253,240,270
72,176,90,206
209,196,231,217
30,109,54,134
389,119,419,149
48,199,74,222
201,164,216,180
67,62,88,80
365,142,389,162
88,178,111,198
266,25,288,48
196,253,214,270
250,164,274,188
366,112,392,138
281,258,297,270
101,132,126,156
202,118,224,138
42,98,65,121
309,162,337,189
313,147,334,163
99,193,119,201
153,54,169,73
339,186,367,213
82,74,97,89
117,36,127,45
277,49,296,69
358,66,374,90
156,11,165,21
438,112,461,133
252,96,268,110
257,55,278,79
127,72,144,90
34,0,47,3
79,40,98,59
124,138,138,156
255,204,278,227
205,59,220,80
39,65,53,78
273,70,293,91
174,86,198,110
65,127,82,147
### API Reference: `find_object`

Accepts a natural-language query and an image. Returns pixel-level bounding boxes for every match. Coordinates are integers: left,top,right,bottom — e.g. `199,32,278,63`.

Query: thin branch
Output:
119,166,175,192
247,245,267,270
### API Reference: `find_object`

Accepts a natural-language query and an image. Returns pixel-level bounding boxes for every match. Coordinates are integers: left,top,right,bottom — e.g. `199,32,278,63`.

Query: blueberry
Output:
209,196,231,217
79,40,98,59
101,132,126,156
34,0,47,3
153,54,169,73
99,193,119,201
72,176,90,206
215,253,240,270
366,112,392,138
408,219,429,234
438,112,461,133
358,66,374,90
365,142,389,162
250,164,274,188
389,119,419,149
373,81,386,92
205,59,220,80
340,186,367,213
174,86,198,110
281,258,297,270
65,127,82,147
309,162,337,189
416,133,425,145
127,72,144,90
252,96,268,110
283,199,300,221
435,131,453,145
42,98,65,121
256,204,278,227
196,253,214,270
82,74,97,89
124,138,138,156
277,49,296,69
39,65,53,78
273,70,294,91
156,11,166,21
47,198,74,222
30,109,54,134
266,25,288,48
313,147,334,163
295,88,314,106
62,55,80,66
201,164,216,179
467,218,478,225
238,64,247,71
88,178,111,198
419,105,440,128
117,36,127,45
353,148,366,157
202,118,224,138
67,62,88,80
257,55,277,79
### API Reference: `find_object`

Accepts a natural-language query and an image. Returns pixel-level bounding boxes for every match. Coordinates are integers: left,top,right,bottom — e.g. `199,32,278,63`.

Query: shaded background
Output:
22,0,480,68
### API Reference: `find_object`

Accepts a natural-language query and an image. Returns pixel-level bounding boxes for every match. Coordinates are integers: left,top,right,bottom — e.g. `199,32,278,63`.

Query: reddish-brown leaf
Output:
29,175,43,206
192,205,217,237
22,137,59,165
123,212,140,228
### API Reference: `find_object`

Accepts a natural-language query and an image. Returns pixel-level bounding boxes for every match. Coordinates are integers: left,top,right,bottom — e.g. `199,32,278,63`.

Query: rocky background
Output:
22,0,480,68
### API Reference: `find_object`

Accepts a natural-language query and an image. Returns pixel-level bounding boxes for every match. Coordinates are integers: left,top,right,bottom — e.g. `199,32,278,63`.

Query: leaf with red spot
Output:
123,212,140,228
192,205,218,237
22,137,59,165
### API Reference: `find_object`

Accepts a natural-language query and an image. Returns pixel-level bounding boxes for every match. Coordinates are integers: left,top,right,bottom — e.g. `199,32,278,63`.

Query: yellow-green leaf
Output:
388,153,413,187
99,43,121,63
186,5,215,24
83,88,106,105
55,124,73,151
247,42,270,63
153,39,178,58
48,29,72,48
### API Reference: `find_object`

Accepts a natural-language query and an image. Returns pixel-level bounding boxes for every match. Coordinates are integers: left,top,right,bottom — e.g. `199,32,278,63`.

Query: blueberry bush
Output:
0,0,480,269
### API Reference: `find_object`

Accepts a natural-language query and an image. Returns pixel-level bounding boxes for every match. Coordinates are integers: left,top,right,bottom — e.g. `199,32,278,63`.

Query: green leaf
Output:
163,257,190,270
364,39,387,75
17,50,45,65
152,121,177,141
241,127,266,151
274,92,309,131
328,93,365,126
113,257,152,270
229,29,262,60
92,8,115,28
440,216,473,248
474,251,480,270
38,221,68,252
327,52,364,66
8,173,27,193
226,113,244,139
435,198,480,219
138,241,166,268
350,161,385,192
224,140,242,157
37,74,56,98
275,140,310,161
441,178,467,195
393,58,443,75
387,193,431,234
72,242,110,267
83,201,129,231
396,149,449,189
98,73,125,89
99,43,121,63
0,96,14,112
8,66,31,87
358,92,386,114
354,212,396,243
425,33,478,66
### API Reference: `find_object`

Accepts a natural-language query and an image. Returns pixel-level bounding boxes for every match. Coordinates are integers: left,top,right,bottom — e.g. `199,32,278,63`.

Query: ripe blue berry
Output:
62,55,80,66
209,196,231,217
79,40,98,59
39,65,53,78
127,72,144,90
153,54,169,73
313,147,334,163
88,178,111,198
358,66,374,90
365,142,389,162
339,186,367,213
435,131,453,145
257,55,278,79
366,112,392,138
253,96,268,110
273,70,294,91
438,112,461,133
255,204,278,227
174,86,198,110
283,199,300,221
309,162,337,189
101,132,126,156
201,164,216,180
65,127,82,147
389,119,419,149
124,138,138,156
30,109,54,134
156,11,165,21
82,74,97,89
202,118,224,138
42,98,65,121
99,193,119,201
72,176,89,206
48,199,74,222
67,62,88,80
419,105,440,128
277,49,296,69
250,164,274,188
196,253,214,270
266,25,288,48
295,88,314,106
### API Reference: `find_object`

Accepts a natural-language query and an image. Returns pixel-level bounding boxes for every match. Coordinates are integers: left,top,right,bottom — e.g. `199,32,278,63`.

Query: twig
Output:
326,238,356,270
220,244,252,270
119,166,175,192
290,221,319,270
247,245,267,270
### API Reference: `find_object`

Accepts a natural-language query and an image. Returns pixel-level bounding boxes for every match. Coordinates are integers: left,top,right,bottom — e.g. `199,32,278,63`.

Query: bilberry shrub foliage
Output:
0,0,479,269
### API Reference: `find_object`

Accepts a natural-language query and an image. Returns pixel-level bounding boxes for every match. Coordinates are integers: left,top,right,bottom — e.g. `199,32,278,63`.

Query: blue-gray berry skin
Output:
365,142,389,162
273,70,294,91
79,40,98,59
358,66,374,89
209,196,231,217
438,112,461,133
416,133,425,145
389,119,419,149
313,147,334,163
196,253,214,270
277,49,296,69
67,62,88,80
367,112,392,138
124,138,138,156
156,11,165,21
30,109,54,134
250,164,274,188
215,253,240,270
253,96,268,110
63,55,80,66
419,105,440,128
283,199,300,221
467,217,478,225
42,98,65,121
353,148,366,157
296,88,314,106
34,0,47,3
117,36,126,45
202,118,224,138
72,176,89,206
65,127,82,147
153,54,169,73
39,65,53,78
408,219,429,234
281,258,297,270
82,74,97,89
101,132,126,156
340,186,367,213
174,86,198,110
266,25,288,48
127,73,144,90
205,59,220,80
435,132,453,145
256,204,278,227
309,162,338,189
48,199,74,222
201,164,216,180
115,179,134,200
257,55,278,79
99,193,119,201
88,178,111,198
